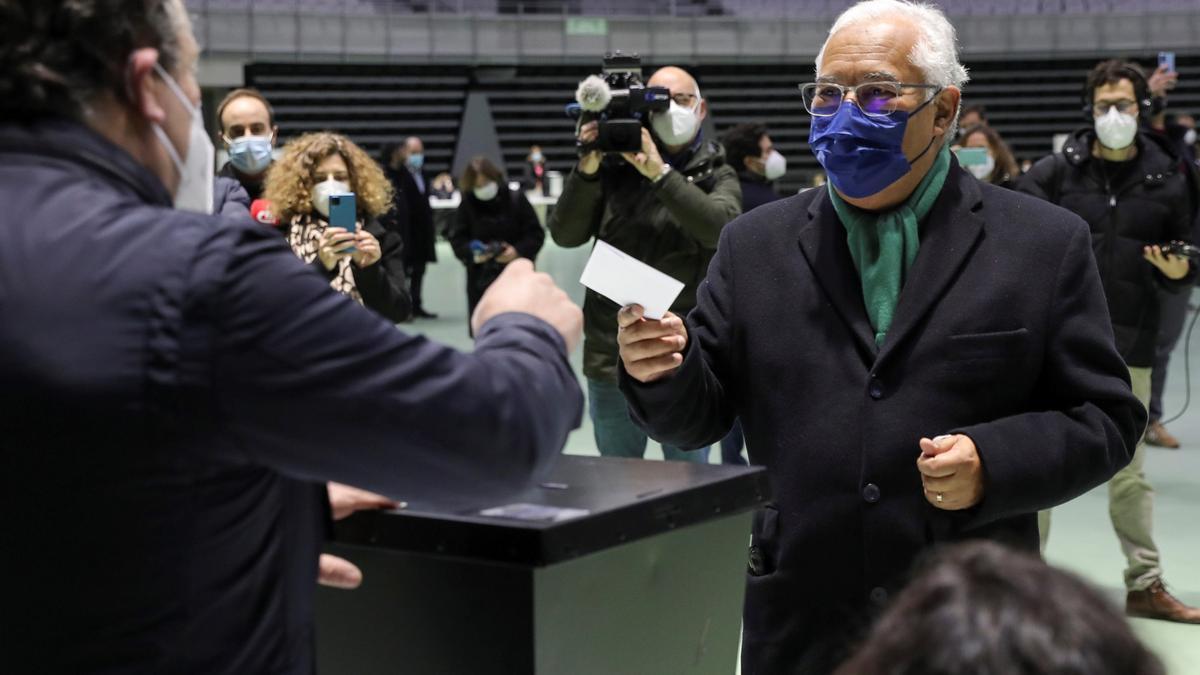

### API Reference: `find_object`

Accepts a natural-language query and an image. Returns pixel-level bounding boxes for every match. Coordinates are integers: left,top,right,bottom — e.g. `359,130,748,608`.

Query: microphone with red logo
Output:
250,199,280,227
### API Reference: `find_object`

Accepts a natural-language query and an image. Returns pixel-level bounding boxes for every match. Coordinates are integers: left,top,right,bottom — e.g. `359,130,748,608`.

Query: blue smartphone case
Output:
328,192,358,253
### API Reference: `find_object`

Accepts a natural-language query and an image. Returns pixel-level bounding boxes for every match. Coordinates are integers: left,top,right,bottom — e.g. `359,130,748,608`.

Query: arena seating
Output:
248,54,1198,195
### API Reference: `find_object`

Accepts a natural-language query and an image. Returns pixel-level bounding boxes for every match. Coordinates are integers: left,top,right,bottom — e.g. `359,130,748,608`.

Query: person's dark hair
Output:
0,0,185,123
460,156,506,192
961,124,1020,185
1085,59,1151,113
960,104,987,122
216,87,276,130
834,541,1165,675
721,122,768,174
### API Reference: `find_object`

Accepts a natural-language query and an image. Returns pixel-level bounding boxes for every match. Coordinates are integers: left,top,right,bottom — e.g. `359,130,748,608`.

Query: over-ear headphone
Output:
1081,61,1153,121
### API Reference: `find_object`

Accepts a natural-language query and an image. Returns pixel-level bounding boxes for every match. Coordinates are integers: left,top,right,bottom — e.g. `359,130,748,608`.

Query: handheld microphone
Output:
250,198,280,227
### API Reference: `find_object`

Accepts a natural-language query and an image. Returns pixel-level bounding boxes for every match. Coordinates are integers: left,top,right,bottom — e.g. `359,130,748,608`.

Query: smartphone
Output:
328,192,357,253
1159,51,1176,74
954,146,989,167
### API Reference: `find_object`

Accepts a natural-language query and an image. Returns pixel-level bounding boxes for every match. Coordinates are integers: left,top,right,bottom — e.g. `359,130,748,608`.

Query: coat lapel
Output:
797,188,878,365
874,168,986,368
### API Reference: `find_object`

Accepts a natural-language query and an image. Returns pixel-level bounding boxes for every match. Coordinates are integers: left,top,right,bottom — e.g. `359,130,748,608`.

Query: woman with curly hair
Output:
264,131,410,322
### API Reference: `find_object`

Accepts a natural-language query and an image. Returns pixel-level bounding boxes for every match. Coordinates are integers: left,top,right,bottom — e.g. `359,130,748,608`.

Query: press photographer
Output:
549,57,742,463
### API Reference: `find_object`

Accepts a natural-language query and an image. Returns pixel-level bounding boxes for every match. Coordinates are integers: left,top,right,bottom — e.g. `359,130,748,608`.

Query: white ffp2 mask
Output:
1094,107,1138,150
652,99,701,147
312,178,351,218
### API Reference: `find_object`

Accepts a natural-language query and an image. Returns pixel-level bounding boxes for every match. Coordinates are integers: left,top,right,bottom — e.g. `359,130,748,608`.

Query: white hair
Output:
816,0,969,132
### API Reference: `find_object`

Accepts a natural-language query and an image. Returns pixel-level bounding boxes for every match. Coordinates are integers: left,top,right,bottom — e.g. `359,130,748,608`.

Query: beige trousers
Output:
1039,366,1161,591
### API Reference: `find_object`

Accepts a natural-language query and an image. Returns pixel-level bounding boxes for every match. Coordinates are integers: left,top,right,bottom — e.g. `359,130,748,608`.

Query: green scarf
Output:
829,143,952,348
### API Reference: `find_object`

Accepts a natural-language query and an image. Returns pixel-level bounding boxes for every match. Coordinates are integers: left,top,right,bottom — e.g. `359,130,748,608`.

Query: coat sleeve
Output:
547,168,603,248
353,220,412,323
1153,175,1198,292
512,193,546,261
618,224,739,450
199,223,584,503
1014,155,1060,203
448,203,475,265
953,223,1145,530
651,164,743,249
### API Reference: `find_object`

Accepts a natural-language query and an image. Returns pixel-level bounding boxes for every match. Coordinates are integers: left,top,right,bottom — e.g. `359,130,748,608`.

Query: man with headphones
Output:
1018,59,1200,624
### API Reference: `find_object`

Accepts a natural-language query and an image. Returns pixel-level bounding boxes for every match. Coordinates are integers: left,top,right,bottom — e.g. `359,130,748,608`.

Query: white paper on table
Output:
579,240,685,320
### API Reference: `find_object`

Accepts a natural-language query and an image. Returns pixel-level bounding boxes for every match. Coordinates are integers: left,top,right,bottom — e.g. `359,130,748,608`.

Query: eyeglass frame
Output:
1091,99,1139,117
798,81,943,118
670,92,700,107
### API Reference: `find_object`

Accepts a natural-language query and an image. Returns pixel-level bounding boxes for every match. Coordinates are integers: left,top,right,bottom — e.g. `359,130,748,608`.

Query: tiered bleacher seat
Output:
246,63,471,179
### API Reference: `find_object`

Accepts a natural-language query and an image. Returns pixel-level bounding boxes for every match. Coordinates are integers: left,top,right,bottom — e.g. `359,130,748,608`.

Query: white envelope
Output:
579,241,685,320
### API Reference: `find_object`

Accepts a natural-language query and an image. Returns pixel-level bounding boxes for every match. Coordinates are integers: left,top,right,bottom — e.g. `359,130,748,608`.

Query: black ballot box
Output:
315,455,771,675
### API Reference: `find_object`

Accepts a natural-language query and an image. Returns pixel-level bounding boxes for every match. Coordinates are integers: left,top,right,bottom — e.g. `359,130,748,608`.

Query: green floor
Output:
412,240,1200,673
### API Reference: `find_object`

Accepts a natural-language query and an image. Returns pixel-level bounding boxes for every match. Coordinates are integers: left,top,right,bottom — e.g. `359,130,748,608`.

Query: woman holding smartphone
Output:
265,132,411,323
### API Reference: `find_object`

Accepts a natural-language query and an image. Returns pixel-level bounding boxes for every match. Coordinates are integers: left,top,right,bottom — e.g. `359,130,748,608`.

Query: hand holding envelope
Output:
579,241,690,383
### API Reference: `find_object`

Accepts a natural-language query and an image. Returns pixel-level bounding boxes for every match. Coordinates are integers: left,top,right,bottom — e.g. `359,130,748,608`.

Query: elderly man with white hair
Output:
617,1,1143,672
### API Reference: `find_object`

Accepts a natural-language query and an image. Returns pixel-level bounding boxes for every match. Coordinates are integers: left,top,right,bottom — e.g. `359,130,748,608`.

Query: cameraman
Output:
549,66,742,463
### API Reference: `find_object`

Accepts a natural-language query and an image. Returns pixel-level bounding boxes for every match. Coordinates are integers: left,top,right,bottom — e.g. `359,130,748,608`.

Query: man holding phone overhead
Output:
617,2,1144,671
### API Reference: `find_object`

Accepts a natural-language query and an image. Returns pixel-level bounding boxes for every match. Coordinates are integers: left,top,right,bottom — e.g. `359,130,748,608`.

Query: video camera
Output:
568,52,671,154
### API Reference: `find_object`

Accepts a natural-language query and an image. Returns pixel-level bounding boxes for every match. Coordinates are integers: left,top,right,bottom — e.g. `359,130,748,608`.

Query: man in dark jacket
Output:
383,137,439,319
716,122,786,465
617,4,1143,672
1017,59,1200,624
548,65,742,463
721,122,786,213
0,2,584,672
216,87,276,201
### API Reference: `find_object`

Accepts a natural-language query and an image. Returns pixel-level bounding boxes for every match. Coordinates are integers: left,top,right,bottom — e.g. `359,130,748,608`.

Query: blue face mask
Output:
227,135,273,175
406,153,424,171
808,99,938,199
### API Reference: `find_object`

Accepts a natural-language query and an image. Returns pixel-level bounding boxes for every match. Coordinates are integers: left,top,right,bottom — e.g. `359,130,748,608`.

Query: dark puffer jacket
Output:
1017,128,1197,366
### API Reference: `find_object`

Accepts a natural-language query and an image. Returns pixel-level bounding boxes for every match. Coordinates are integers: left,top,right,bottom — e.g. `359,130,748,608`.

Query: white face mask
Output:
967,153,996,180
312,178,351,218
764,150,787,181
150,63,214,214
651,98,701,147
1185,129,1197,146
473,182,499,201
1094,107,1138,150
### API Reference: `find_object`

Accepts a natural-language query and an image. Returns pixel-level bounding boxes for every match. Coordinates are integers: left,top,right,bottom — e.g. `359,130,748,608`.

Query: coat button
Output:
870,586,889,604
868,378,884,400
862,483,881,503
748,545,766,576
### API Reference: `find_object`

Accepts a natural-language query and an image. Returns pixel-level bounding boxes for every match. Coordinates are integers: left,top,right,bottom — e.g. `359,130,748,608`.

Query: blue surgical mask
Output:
808,99,938,199
227,135,273,175
530,152,544,163
406,153,424,171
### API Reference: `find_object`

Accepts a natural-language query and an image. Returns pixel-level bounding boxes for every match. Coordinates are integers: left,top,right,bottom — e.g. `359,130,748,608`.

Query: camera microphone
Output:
575,75,612,113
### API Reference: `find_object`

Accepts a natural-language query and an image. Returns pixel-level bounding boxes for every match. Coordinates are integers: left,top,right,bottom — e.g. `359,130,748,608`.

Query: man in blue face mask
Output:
216,87,278,203
615,1,1144,672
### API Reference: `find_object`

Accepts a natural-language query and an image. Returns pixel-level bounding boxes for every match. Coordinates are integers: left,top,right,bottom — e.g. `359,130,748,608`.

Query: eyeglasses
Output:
1093,100,1138,116
799,81,942,118
671,92,699,107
